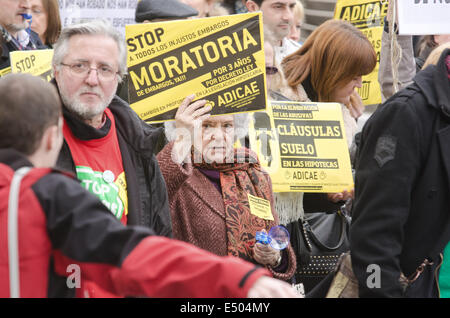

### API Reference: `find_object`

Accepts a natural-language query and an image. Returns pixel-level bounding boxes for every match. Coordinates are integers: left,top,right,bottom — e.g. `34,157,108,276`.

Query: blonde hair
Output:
293,0,305,23
282,19,376,102
423,42,450,69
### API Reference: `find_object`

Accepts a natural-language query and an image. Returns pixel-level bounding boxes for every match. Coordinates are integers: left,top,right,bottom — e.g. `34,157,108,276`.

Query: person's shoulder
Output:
29,30,45,49
283,38,301,50
31,169,98,211
108,96,164,154
32,169,79,192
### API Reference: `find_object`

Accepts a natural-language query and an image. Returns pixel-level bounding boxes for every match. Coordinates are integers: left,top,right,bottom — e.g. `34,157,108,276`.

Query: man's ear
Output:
52,64,60,82
42,125,59,152
246,0,259,12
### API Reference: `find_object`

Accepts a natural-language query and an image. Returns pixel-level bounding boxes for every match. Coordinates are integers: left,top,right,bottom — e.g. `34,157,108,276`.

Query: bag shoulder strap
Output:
7,166,52,298
8,167,31,298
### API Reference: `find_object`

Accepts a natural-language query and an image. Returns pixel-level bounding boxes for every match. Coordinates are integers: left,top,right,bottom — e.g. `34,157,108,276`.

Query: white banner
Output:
58,0,138,36
397,0,450,35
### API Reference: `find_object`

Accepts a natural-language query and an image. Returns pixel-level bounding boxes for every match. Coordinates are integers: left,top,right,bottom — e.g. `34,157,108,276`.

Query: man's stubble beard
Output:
7,22,27,34
59,82,116,121
265,22,290,44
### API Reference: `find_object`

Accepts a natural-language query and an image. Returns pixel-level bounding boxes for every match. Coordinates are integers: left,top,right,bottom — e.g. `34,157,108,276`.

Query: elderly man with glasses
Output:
51,19,172,298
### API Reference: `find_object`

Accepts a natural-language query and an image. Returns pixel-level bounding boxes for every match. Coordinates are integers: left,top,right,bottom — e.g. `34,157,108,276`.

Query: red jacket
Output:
0,149,270,297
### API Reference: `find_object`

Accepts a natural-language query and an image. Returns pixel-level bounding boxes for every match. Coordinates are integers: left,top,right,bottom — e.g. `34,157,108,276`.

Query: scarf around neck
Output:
193,147,278,262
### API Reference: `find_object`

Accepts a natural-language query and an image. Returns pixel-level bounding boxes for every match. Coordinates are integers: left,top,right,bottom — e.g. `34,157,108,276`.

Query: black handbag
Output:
286,209,351,294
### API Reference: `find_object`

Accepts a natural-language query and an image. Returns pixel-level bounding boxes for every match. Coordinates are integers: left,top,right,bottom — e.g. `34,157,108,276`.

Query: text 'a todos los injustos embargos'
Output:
128,28,259,91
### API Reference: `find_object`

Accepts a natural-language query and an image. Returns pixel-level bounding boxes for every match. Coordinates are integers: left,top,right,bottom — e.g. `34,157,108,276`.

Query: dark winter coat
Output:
351,49,450,297
56,92,172,237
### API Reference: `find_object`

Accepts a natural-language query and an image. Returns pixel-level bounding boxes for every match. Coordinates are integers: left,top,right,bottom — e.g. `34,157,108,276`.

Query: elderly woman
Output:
157,95,296,281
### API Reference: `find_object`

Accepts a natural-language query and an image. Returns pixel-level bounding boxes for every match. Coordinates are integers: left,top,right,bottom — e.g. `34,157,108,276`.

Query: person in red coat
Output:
0,73,299,298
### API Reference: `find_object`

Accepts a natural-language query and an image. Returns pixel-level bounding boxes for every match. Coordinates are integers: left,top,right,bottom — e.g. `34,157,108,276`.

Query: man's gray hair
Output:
52,19,127,80
164,112,250,142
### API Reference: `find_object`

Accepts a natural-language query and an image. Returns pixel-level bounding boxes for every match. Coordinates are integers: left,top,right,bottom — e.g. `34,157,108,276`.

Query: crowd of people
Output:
0,0,449,299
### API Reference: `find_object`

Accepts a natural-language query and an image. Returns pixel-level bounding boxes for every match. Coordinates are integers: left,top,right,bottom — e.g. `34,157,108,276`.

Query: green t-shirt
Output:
439,243,450,298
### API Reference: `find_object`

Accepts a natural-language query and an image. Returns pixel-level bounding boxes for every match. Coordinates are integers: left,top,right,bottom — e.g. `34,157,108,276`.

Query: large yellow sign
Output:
125,13,267,123
334,0,388,106
10,49,53,81
248,101,354,193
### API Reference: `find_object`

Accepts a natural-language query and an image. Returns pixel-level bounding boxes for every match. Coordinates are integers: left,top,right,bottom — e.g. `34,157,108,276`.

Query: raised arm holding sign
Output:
125,13,267,123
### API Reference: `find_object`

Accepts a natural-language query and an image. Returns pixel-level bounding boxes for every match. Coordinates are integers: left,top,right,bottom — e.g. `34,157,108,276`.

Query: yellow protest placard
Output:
125,13,267,123
334,0,388,106
10,49,54,81
248,101,354,193
0,66,11,77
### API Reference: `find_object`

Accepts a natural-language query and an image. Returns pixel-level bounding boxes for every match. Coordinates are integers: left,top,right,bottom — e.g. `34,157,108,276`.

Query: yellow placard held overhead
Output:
10,49,54,81
248,101,354,193
125,13,267,123
334,0,388,106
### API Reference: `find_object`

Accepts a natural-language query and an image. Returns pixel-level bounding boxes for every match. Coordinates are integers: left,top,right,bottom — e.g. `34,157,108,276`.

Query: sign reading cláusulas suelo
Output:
248,101,354,193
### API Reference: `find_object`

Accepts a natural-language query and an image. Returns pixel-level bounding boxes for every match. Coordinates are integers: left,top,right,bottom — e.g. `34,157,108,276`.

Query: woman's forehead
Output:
203,115,234,124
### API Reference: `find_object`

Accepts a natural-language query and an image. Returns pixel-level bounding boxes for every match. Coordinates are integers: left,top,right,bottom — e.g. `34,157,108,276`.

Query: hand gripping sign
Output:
125,12,267,123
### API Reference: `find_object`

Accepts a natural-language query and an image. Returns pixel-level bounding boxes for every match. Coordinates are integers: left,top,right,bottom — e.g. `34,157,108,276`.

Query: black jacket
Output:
56,94,172,237
351,49,450,297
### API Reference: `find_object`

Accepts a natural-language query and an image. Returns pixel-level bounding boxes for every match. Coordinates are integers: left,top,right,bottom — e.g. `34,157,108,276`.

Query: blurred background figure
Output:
135,0,198,23
288,0,304,44
378,0,450,101
416,34,450,70
246,0,300,64
263,28,298,101
30,0,61,48
180,0,229,17
222,0,248,14
0,0,45,69
282,19,376,213
29,0,61,48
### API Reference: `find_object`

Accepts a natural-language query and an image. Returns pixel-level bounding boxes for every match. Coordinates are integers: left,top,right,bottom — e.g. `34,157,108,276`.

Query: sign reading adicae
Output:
397,0,450,35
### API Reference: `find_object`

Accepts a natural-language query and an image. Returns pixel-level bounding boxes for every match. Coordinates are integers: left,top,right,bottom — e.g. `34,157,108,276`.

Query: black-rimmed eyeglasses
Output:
60,62,119,81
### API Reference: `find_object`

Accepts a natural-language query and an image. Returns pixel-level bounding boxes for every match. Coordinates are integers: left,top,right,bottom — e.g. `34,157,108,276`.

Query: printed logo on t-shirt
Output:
76,166,127,220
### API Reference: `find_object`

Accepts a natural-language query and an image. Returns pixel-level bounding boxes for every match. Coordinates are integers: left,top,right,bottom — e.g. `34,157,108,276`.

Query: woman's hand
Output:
171,95,211,164
247,276,302,298
345,91,364,119
327,189,354,203
253,241,281,267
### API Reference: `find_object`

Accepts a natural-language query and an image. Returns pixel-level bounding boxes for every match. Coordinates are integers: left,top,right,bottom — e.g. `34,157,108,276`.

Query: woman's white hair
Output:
52,19,127,81
164,112,250,142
